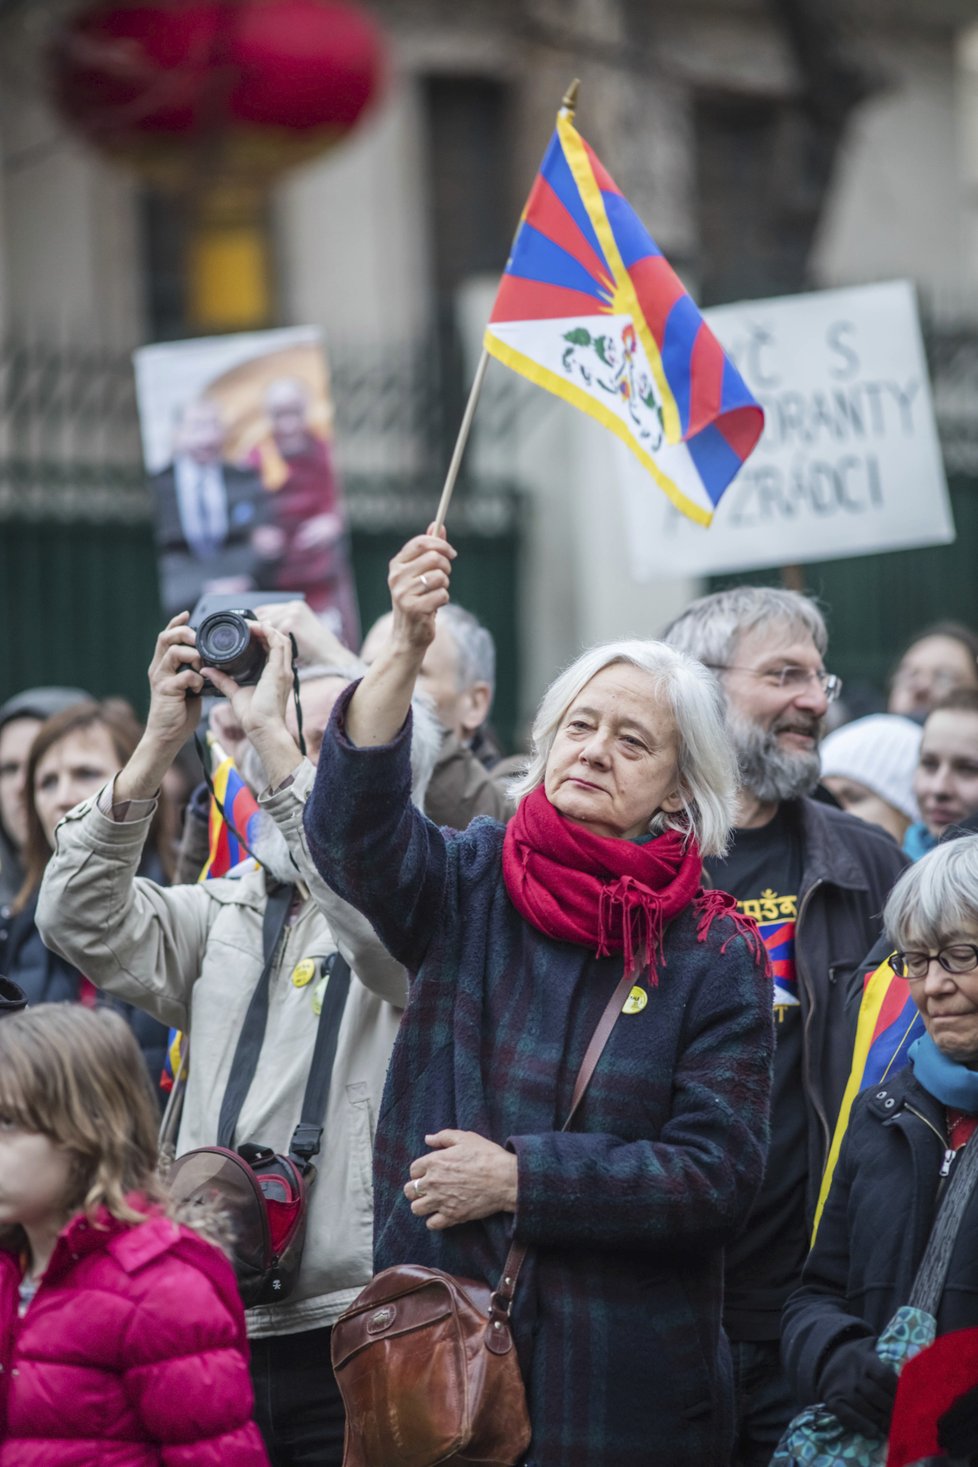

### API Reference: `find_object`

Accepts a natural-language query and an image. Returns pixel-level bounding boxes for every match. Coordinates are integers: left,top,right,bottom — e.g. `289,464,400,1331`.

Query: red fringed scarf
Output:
502,787,766,985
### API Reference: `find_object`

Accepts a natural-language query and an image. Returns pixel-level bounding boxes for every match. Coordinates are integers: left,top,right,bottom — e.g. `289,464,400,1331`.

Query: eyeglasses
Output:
887,944,978,981
705,664,843,703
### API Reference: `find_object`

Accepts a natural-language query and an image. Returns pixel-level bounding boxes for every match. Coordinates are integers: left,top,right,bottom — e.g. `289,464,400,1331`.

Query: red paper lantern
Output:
49,0,387,187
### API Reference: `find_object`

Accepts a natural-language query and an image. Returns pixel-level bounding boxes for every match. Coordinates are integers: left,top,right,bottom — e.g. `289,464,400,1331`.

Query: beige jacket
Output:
36,758,405,1338
423,731,517,829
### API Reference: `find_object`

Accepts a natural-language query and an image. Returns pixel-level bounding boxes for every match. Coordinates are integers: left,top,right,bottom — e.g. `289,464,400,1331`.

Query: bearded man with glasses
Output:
664,586,909,1467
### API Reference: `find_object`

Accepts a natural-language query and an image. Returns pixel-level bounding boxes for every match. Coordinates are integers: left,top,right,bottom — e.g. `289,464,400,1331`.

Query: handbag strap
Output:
908,1127,978,1315
565,968,641,1127
486,966,638,1347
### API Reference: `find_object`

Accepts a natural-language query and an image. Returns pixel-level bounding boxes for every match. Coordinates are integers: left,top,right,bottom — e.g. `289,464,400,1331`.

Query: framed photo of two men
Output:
133,326,360,650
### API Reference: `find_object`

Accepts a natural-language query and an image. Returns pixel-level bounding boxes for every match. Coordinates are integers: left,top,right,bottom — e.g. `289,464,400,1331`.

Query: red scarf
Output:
502,785,706,984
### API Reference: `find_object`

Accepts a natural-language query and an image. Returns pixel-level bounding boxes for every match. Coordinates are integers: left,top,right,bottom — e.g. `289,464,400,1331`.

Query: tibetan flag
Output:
485,105,764,525
160,743,262,1092
812,958,924,1238
202,751,262,880
159,1027,187,1096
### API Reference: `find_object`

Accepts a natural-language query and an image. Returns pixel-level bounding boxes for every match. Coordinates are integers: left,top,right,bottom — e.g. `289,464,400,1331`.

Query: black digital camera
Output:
196,609,266,695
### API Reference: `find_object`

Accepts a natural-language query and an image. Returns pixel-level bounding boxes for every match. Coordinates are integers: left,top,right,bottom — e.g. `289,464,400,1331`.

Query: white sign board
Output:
616,280,954,579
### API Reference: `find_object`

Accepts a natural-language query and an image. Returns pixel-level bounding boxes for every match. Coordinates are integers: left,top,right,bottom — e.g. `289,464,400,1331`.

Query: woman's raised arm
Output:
345,526,457,747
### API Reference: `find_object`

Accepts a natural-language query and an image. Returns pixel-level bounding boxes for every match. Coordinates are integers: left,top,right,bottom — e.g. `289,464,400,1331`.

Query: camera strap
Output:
216,881,351,1171
193,630,307,869
288,633,307,760
289,949,352,1171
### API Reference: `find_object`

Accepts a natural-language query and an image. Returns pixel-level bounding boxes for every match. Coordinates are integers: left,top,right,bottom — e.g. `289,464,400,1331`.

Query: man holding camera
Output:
35,612,429,1467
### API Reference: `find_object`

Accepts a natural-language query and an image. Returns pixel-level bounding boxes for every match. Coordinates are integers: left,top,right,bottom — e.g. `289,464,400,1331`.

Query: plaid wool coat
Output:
305,688,774,1467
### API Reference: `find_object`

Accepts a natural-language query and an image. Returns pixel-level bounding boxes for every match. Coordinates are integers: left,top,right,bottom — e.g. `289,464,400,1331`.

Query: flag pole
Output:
432,348,490,533
433,77,581,533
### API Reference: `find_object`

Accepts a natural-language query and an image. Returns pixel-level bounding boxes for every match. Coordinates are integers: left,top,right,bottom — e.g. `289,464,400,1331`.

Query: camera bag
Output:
167,881,351,1307
0,976,28,1017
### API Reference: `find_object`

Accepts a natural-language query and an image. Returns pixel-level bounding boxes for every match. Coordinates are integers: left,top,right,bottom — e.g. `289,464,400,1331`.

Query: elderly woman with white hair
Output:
782,835,978,1459
303,530,774,1467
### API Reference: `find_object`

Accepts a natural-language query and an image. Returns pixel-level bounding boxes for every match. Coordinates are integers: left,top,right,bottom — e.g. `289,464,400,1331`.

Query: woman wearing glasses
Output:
781,835,978,1459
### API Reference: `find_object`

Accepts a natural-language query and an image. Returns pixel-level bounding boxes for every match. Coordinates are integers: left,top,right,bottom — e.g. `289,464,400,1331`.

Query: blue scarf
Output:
903,822,937,862
909,1033,978,1113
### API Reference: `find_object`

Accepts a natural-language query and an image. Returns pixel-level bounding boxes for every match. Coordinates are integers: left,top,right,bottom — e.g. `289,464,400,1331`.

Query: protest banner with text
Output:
615,279,954,579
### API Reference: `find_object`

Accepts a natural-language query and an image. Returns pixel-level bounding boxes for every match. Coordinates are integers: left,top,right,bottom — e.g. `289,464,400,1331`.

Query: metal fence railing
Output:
0,334,528,531
2,310,977,524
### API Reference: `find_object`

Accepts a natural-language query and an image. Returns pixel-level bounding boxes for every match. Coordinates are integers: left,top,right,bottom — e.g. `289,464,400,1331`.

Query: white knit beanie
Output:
820,714,922,823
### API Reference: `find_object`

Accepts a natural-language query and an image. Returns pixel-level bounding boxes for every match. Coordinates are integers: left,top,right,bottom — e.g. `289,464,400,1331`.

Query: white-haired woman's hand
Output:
405,1130,518,1230
343,524,458,750
388,524,456,657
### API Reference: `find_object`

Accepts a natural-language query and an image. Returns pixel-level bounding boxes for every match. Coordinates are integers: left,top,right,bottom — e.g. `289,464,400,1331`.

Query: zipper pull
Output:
940,1148,956,1178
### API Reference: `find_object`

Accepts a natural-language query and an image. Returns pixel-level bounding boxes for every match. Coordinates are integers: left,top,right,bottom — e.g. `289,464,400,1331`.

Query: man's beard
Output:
726,706,823,805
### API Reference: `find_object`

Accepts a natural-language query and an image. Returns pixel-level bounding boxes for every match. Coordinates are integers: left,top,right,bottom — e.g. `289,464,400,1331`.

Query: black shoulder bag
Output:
167,882,352,1307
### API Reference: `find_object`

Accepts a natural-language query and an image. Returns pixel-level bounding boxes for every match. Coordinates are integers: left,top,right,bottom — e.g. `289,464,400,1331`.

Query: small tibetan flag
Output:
485,103,763,525
160,742,263,1092
812,958,924,1238
202,751,262,880
159,1027,187,1096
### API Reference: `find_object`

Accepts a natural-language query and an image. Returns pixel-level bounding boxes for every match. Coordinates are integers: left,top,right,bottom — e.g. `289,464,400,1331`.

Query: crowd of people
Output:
2,535,978,1466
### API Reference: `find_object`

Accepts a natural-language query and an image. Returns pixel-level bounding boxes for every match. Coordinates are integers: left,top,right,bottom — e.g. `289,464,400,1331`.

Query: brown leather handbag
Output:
330,967,637,1467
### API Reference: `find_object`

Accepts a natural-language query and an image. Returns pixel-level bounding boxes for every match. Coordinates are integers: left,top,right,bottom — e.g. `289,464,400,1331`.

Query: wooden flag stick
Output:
432,347,490,533
432,78,579,533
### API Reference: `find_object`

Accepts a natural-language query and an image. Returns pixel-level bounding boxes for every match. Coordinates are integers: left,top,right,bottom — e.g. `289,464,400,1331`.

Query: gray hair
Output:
662,586,828,669
509,639,737,857
884,835,978,950
438,605,496,701
244,668,439,808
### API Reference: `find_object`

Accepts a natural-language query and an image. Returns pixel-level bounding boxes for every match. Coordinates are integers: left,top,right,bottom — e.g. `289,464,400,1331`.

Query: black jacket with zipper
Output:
787,796,910,1221
781,1066,978,1405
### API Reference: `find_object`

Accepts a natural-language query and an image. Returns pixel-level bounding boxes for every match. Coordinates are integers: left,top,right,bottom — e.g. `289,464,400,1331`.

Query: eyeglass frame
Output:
887,944,978,981
704,663,843,704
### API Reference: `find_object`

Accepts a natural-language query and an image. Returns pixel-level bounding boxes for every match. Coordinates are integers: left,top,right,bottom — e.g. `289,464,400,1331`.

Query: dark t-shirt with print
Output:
705,804,808,1341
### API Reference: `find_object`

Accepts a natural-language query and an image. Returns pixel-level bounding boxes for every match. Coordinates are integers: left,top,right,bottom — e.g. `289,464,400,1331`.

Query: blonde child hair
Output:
0,1003,167,1242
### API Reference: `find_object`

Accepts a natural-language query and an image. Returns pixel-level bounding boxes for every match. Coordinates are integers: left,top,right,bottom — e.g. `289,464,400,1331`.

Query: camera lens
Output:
209,623,241,656
196,610,266,692
198,613,249,668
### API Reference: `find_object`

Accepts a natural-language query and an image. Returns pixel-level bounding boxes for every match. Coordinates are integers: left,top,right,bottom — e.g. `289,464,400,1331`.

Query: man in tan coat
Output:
36,612,439,1467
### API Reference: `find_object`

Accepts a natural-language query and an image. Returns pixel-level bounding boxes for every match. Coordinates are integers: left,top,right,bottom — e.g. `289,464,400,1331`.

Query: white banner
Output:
616,279,954,579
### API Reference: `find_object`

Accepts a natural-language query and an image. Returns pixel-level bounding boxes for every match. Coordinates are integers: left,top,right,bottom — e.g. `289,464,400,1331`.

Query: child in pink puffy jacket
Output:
0,1003,270,1467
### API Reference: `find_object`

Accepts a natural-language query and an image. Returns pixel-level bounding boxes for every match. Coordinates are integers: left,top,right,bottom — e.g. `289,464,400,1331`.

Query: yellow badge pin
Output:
623,985,648,1015
291,958,318,989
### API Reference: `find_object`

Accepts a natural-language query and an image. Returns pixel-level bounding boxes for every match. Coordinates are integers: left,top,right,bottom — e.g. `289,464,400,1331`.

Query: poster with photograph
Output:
133,326,360,648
